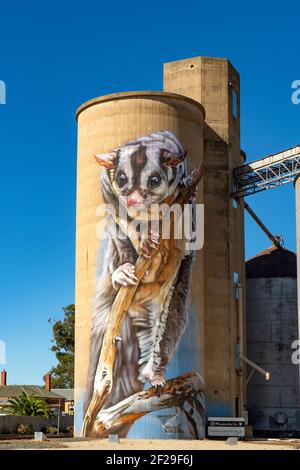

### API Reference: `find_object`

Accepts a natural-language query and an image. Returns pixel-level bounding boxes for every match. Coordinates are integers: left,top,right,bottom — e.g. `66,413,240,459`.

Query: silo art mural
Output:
75,93,205,439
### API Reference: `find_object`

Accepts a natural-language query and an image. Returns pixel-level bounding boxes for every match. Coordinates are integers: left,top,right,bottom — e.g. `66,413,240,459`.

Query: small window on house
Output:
232,89,238,119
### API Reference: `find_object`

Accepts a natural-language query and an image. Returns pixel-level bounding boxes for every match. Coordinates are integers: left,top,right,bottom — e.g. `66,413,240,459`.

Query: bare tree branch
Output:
90,372,205,437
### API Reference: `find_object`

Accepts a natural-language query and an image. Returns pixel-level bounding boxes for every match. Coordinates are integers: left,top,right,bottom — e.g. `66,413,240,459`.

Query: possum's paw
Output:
150,374,166,388
140,230,160,258
141,362,166,388
111,263,138,290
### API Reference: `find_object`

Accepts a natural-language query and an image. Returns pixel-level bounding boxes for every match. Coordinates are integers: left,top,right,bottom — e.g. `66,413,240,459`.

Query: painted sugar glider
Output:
84,130,195,414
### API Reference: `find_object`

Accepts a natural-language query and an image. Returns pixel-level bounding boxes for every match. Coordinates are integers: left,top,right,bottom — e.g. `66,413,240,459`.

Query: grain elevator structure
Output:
75,55,300,438
164,57,246,419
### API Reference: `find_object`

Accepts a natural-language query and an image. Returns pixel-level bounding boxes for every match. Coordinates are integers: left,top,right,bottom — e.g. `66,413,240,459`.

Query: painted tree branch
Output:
81,165,203,437
90,372,205,438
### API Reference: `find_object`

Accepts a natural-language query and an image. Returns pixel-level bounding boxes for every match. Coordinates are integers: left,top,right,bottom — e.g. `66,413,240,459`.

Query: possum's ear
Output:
95,151,117,169
161,149,187,168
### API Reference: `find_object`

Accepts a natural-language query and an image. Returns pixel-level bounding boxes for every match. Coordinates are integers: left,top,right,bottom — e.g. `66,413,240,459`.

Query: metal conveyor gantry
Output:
233,144,300,198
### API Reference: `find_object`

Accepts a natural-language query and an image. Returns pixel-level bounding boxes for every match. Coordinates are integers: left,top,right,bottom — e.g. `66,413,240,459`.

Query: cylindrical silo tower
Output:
246,246,300,436
75,91,205,439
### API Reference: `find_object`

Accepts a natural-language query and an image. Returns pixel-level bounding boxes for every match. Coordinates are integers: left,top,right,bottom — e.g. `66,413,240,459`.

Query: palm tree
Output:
5,392,53,418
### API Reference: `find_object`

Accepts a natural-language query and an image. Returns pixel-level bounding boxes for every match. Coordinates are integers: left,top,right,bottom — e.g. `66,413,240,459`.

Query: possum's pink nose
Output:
128,197,144,207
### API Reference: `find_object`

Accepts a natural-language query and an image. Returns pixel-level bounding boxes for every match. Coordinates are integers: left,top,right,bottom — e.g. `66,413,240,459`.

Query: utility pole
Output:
57,399,61,436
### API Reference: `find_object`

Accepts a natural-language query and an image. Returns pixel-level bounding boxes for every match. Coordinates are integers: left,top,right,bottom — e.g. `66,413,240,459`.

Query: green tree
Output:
49,304,75,388
5,393,53,418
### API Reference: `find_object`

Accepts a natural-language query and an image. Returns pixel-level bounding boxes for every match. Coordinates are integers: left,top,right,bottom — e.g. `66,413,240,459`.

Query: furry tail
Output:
159,251,195,366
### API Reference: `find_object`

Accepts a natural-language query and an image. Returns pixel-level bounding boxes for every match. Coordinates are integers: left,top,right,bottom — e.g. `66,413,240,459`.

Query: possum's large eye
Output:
148,172,161,189
116,171,128,188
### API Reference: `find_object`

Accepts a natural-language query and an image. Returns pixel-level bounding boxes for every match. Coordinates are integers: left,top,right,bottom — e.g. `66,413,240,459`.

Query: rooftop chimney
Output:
1,369,7,386
45,373,51,391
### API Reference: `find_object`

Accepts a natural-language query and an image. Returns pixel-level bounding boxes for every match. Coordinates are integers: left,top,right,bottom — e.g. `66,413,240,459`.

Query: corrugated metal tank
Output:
246,246,300,436
75,91,205,438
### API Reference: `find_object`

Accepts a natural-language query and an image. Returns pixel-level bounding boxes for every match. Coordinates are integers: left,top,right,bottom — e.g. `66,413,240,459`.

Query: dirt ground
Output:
1,438,300,451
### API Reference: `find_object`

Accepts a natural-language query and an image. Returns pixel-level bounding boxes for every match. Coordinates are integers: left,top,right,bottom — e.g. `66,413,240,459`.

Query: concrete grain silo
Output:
75,91,206,438
75,56,249,441
246,246,300,436
164,56,246,418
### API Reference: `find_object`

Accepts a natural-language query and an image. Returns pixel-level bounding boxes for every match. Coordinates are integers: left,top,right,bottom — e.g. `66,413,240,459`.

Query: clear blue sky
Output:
0,1,299,384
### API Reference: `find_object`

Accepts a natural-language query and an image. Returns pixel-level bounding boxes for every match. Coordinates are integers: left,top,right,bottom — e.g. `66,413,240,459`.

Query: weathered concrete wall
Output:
246,277,300,434
164,57,246,417
0,415,73,434
75,91,205,437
